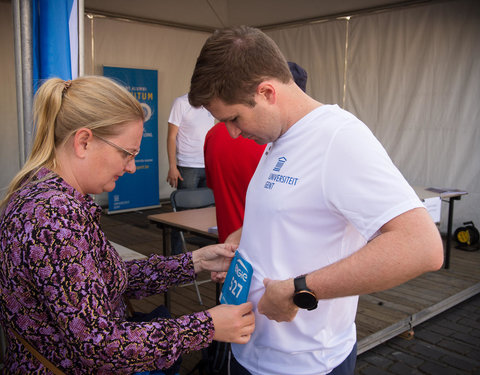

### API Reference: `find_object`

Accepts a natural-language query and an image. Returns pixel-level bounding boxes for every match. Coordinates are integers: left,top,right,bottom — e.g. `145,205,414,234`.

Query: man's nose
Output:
225,122,242,139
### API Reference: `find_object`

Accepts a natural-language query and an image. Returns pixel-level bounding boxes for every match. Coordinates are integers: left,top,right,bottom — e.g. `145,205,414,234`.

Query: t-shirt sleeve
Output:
322,121,423,240
168,95,187,126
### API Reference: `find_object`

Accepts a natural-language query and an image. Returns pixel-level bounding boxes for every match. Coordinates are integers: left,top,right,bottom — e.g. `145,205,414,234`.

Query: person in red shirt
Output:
204,125,265,243
204,62,307,243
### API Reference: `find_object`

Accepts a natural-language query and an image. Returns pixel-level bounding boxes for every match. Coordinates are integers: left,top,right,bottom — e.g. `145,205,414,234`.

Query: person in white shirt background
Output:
166,93,215,254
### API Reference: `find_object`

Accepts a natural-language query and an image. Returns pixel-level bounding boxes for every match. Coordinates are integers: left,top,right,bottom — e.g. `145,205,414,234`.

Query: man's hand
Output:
209,302,255,344
225,228,242,245
166,122,182,188
166,166,183,188
257,278,298,322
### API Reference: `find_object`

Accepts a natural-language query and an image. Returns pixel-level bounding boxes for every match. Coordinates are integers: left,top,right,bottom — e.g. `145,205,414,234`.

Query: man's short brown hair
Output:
189,25,292,108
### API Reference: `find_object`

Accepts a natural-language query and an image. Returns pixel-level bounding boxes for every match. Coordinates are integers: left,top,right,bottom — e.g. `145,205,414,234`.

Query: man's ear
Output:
73,128,94,158
257,81,276,104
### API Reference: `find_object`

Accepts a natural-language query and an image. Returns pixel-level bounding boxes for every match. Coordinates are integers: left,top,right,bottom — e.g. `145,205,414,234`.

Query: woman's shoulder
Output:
7,174,87,224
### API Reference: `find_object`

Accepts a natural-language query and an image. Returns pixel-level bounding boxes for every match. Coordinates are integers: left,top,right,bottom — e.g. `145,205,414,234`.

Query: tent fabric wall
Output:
1,0,478,234
346,0,480,233
84,16,210,202
266,0,479,233
266,19,347,106
0,1,20,196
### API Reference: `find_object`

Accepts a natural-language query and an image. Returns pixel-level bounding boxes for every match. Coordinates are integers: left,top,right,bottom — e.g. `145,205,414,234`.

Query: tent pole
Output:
78,0,84,77
12,0,25,167
19,0,34,162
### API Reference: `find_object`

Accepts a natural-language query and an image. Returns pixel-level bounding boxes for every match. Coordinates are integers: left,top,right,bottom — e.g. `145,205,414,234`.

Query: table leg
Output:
160,225,171,310
445,196,461,269
162,225,167,257
216,283,220,304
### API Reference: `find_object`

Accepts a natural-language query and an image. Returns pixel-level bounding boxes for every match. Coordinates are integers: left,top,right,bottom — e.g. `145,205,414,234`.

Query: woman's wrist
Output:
191,249,203,273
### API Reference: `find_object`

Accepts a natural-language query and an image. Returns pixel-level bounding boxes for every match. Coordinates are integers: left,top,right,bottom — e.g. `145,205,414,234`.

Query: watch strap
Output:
294,275,309,292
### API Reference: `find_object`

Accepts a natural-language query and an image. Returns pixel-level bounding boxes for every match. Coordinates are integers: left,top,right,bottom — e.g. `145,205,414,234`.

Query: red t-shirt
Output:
204,123,266,243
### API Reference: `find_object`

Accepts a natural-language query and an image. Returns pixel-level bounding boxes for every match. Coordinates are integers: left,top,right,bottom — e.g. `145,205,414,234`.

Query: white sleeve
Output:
168,95,187,126
322,120,423,240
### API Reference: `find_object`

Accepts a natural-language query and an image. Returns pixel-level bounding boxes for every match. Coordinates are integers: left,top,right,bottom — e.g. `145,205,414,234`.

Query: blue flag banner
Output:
103,67,160,213
33,0,78,91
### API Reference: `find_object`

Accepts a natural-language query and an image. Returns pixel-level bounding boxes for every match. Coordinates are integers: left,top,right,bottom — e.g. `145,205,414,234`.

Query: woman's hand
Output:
210,271,227,283
192,243,237,274
208,302,255,344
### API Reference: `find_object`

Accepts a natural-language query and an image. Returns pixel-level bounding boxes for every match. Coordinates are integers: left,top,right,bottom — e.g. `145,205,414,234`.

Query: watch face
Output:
293,290,318,310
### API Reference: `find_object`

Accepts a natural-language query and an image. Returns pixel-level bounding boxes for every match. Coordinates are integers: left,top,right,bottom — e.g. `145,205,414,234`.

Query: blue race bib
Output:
220,252,253,305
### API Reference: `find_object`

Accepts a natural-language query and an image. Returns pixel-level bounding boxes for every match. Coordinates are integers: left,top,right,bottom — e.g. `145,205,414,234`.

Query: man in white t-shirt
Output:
189,26,444,375
167,93,215,253
167,93,215,189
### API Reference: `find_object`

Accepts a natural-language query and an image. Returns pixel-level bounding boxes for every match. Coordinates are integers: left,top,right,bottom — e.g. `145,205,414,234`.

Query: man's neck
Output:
282,89,323,133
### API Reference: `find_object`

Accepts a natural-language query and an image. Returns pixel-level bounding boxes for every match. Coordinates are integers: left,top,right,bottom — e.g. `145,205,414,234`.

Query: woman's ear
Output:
73,128,94,158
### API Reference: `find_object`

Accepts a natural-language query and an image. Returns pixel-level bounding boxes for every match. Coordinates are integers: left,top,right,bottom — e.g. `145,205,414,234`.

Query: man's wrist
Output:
292,275,318,310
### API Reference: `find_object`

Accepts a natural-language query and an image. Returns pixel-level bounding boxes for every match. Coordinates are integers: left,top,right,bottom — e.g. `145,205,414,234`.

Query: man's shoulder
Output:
205,122,229,144
171,93,189,108
206,122,226,135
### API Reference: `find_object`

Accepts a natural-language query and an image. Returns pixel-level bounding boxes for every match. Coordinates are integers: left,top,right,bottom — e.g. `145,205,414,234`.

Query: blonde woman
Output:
0,76,254,374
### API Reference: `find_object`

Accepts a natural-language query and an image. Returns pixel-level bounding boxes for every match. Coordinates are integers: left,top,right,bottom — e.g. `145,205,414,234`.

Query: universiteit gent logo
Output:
264,156,299,190
273,156,287,172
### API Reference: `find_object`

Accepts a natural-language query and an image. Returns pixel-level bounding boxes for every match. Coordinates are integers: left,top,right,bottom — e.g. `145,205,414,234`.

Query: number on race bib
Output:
220,252,253,305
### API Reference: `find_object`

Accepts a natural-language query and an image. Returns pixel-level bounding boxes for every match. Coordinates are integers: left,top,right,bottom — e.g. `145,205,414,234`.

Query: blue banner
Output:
33,0,78,90
103,67,160,213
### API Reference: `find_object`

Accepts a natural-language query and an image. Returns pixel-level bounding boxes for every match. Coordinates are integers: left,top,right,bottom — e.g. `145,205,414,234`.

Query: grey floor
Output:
355,292,480,375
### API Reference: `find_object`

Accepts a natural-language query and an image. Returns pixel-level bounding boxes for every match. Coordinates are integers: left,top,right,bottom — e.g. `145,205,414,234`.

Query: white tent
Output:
1,0,479,234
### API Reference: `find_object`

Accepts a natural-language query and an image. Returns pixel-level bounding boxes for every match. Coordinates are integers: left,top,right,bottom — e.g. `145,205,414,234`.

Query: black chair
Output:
170,187,216,304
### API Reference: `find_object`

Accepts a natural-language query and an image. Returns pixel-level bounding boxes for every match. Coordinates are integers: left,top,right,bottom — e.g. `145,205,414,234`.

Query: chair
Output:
170,187,216,305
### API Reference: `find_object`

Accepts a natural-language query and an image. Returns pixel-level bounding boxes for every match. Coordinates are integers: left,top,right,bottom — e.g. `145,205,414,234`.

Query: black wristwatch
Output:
293,275,318,311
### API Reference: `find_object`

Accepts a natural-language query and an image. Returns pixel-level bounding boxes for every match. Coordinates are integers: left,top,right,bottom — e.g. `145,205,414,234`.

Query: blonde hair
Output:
1,75,144,209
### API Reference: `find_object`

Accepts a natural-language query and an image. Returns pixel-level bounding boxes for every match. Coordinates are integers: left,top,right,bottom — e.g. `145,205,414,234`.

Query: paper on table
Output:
426,187,467,195
422,196,441,223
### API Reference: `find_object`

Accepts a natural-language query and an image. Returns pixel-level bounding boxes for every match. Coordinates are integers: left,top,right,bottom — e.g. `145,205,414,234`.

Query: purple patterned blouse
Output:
0,168,214,374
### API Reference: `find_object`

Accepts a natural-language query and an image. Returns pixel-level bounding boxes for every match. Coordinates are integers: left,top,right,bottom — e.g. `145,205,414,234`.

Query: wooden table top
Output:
148,206,217,238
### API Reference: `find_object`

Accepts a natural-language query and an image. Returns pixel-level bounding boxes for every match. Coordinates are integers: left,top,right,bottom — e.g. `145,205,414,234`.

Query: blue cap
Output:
288,61,308,92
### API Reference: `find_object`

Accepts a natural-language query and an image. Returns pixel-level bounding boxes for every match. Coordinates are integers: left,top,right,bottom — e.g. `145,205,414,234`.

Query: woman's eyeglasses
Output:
94,134,139,161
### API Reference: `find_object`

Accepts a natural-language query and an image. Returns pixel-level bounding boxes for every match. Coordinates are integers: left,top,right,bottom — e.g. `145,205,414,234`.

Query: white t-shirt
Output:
232,104,423,375
168,94,215,168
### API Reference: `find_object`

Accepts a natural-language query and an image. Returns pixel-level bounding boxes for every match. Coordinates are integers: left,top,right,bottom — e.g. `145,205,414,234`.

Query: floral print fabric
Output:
0,168,214,374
